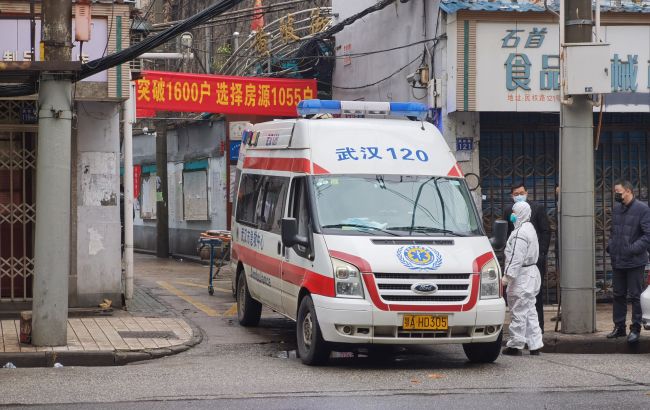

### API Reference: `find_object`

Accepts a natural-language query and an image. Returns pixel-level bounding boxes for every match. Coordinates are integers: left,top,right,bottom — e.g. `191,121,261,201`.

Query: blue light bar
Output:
389,102,428,120
297,99,342,116
297,99,428,120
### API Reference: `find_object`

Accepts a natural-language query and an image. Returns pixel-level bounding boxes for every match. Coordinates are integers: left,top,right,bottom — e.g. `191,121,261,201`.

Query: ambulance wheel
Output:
463,330,503,363
236,273,261,327
297,296,330,366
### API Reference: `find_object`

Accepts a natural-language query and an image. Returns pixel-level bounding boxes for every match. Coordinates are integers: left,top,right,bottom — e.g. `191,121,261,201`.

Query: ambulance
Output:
231,100,508,365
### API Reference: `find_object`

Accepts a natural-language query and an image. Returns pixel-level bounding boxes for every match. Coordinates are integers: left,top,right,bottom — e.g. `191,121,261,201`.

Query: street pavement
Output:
0,253,649,409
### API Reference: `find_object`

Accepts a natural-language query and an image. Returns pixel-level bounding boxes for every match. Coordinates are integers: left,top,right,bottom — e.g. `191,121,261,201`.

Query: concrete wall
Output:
331,2,482,212
72,102,122,308
132,120,228,256
332,0,440,102
435,12,482,212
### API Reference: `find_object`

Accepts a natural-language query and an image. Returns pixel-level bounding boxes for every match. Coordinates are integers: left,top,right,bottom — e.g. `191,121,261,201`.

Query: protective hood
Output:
512,201,532,229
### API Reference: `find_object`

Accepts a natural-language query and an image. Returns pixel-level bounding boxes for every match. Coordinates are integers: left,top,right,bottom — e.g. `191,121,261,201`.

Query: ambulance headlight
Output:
331,258,364,299
480,259,500,300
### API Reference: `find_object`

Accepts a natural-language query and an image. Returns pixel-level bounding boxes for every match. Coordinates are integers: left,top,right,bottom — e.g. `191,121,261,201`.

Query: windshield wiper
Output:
321,224,399,236
386,226,467,237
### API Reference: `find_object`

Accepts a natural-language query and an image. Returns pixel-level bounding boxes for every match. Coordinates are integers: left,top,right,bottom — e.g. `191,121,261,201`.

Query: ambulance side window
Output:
258,176,289,234
289,177,311,258
235,173,263,227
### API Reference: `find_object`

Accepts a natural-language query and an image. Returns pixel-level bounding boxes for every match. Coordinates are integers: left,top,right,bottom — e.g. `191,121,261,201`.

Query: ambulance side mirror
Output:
490,220,508,251
281,218,309,249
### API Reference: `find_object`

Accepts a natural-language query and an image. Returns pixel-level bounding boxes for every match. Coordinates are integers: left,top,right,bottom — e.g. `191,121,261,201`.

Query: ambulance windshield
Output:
313,175,482,237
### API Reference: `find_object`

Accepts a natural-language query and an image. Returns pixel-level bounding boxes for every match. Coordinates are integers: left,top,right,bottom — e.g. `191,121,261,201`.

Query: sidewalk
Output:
507,304,650,354
0,288,201,368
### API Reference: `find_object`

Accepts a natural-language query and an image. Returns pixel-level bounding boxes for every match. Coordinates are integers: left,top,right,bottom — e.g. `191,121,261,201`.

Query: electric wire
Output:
0,0,245,98
327,52,424,90
198,36,444,62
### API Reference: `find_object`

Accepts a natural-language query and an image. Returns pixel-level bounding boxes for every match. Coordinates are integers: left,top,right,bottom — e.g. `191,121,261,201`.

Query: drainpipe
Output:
123,82,135,301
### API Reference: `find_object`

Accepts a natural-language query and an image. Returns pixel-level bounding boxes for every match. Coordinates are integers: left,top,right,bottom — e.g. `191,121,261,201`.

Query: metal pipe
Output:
233,31,240,51
205,26,211,74
140,52,193,59
595,0,601,41
123,82,135,301
155,118,169,259
151,0,305,29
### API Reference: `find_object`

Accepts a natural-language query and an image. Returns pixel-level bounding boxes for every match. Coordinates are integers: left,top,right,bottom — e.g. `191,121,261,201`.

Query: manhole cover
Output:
118,331,178,339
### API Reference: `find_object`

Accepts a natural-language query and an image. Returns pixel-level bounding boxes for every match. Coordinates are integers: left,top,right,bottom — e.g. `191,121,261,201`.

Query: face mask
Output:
509,214,517,224
615,192,624,203
513,195,527,203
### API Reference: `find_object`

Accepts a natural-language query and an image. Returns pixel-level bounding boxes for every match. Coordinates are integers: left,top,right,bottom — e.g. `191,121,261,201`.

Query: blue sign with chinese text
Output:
230,141,242,162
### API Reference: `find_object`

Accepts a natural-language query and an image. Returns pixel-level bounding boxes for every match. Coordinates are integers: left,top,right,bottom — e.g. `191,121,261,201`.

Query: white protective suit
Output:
503,201,544,351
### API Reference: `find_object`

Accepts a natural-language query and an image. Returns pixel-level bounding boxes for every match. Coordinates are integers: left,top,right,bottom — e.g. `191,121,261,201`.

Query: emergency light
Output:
297,99,428,120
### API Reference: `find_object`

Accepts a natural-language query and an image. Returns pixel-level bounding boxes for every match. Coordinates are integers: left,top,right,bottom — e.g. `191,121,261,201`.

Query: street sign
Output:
456,138,473,152
229,141,242,162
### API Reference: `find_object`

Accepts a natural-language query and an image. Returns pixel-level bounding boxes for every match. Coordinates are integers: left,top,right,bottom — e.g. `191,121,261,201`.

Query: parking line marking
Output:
157,281,219,317
174,280,231,294
224,304,238,317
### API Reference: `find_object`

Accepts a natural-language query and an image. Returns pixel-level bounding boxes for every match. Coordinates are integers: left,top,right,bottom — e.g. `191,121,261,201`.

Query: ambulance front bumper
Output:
311,295,505,345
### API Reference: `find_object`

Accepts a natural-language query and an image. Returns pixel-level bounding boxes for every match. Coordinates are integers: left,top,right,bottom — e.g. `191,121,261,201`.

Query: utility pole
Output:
155,117,169,258
32,0,73,346
559,0,596,333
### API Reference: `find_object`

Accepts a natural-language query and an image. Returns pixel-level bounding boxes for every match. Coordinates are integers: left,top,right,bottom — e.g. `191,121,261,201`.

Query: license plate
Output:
402,315,448,330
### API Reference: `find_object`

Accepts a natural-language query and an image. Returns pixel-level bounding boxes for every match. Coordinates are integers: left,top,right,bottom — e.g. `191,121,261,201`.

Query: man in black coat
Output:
606,180,650,344
503,182,551,332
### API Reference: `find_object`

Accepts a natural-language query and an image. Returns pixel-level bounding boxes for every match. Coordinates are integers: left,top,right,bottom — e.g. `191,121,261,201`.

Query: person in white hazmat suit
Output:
502,201,544,356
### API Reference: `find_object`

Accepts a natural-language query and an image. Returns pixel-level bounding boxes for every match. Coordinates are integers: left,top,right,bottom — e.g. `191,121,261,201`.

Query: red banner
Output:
133,165,141,199
135,70,317,117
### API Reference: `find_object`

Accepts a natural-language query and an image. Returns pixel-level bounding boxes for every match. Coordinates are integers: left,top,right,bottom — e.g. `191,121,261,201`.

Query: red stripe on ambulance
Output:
233,244,335,297
447,163,463,178
243,156,329,174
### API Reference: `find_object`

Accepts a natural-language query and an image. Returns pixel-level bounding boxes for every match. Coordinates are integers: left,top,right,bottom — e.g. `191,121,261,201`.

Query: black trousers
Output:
613,266,644,331
536,258,546,332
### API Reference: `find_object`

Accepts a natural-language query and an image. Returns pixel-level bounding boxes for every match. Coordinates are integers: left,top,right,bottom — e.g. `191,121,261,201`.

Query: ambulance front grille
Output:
372,272,473,304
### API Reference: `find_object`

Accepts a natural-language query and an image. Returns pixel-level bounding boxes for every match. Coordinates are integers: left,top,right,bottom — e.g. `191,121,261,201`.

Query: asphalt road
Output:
4,391,650,410
1,255,649,409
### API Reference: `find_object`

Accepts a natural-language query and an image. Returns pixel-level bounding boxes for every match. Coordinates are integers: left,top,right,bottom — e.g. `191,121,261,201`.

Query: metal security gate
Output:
0,129,36,303
595,117,650,300
479,112,650,303
479,113,560,304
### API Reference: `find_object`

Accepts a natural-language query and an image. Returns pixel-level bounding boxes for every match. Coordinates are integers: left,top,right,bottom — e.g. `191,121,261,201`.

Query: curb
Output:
0,321,203,368
541,333,650,354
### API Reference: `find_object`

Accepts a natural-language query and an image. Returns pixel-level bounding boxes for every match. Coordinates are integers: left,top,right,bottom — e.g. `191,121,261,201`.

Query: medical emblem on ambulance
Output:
397,245,442,271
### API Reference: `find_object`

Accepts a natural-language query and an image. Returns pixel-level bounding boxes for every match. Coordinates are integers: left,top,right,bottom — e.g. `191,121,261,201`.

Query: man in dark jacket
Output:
503,182,551,332
606,180,650,344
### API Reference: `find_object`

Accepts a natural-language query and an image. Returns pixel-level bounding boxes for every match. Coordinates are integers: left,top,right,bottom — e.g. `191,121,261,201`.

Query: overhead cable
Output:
0,0,245,98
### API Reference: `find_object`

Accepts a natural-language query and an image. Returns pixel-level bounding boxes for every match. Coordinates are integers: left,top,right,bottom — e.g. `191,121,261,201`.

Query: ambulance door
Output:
234,172,263,300
254,175,289,312
281,176,314,318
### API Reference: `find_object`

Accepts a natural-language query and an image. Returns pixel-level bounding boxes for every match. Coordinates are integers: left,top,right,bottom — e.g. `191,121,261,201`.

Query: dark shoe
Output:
529,349,541,356
502,347,522,356
627,330,640,344
606,326,626,339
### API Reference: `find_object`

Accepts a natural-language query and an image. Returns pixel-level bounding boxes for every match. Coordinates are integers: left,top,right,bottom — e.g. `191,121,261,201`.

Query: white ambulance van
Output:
231,100,508,365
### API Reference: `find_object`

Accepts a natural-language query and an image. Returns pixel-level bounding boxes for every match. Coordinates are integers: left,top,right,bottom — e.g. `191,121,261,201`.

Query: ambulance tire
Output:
237,273,262,327
462,330,503,363
297,296,331,366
